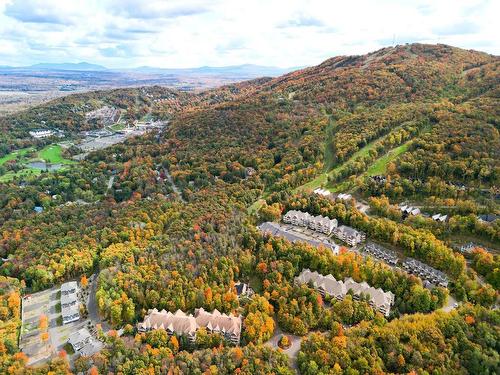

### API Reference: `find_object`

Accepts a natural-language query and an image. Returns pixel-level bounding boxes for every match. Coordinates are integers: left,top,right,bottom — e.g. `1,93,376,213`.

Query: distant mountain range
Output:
0,62,295,77
29,62,108,71
127,64,296,77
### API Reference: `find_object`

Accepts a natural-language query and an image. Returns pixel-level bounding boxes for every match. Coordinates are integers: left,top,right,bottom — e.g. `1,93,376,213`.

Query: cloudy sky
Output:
0,0,498,69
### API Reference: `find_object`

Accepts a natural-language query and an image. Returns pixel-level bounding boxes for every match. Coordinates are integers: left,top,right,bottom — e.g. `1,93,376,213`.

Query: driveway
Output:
21,281,104,366
441,294,458,312
265,325,302,371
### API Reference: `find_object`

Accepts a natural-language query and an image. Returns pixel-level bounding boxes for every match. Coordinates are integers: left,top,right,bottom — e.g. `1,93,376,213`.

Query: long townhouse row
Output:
137,308,242,344
61,281,80,324
364,243,398,266
402,258,449,288
295,269,395,316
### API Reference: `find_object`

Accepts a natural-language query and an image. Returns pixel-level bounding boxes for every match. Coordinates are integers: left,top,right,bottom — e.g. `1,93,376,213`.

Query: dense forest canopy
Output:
0,44,498,374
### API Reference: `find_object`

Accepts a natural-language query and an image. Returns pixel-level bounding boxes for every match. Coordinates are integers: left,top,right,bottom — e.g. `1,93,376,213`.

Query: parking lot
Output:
20,284,97,365
20,287,58,365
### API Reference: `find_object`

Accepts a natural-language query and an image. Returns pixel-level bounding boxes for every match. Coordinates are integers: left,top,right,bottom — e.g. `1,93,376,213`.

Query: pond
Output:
27,161,63,171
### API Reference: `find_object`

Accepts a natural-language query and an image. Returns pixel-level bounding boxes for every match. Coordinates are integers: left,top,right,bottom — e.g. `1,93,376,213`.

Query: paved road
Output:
164,168,186,203
106,175,115,194
265,326,302,372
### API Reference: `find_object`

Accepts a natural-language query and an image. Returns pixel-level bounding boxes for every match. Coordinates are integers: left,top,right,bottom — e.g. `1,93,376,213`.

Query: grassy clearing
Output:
38,145,75,164
249,275,263,294
248,198,266,214
110,123,126,131
296,122,432,193
0,168,42,182
366,143,409,176
0,147,36,165
0,144,76,182
295,139,380,193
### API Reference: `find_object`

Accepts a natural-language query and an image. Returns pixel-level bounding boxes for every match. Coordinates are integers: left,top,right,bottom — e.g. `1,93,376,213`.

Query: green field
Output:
110,122,127,131
248,198,266,214
0,169,42,182
38,145,75,165
366,143,409,176
295,138,380,193
0,147,36,166
0,144,76,182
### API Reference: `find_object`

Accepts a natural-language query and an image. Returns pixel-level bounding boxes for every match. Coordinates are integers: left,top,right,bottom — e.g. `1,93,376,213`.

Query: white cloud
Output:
0,0,498,68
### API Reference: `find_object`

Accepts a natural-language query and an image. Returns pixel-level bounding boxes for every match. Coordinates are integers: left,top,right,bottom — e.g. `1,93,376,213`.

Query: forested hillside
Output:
0,44,498,374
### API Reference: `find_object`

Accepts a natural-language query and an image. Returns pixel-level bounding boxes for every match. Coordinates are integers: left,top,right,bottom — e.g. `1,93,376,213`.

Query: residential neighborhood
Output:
19,277,104,366
283,210,338,234
137,308,243,345
295,269,395,316
258,221,340,255
332,225,366,247
401,258,449,288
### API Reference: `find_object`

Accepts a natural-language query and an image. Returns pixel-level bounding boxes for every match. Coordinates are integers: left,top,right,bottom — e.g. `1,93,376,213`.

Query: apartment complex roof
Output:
137,308,242,336
295,269,394,315
258,221,339,254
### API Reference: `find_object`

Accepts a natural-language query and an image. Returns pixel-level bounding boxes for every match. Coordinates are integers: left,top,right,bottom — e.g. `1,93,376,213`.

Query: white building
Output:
313,188,332,197
68,327,103,356
29,129,54,138
337,193,352,201
61,281,78,295
400,205,421,217
61,281,80,324
432,214,448,222
68,328,92,351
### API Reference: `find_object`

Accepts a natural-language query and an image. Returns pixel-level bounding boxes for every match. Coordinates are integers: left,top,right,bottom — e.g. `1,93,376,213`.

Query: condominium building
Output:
295,269,394,316
137,308,242,344
283,210,338,235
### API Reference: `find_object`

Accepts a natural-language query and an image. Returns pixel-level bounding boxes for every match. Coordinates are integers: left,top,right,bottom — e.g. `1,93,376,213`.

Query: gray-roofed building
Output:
401,258,448,288
68,327,103,357
68,328,92,352
333,225,366,246
61,281,80,324
61,293,78,308
459,242,477,254
62,304,80,324
61,281,78,296
364,243,399,265
283,210,337,234
258,222,340,255
478,214,498,223
295,269,394,316
79,340,104,357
